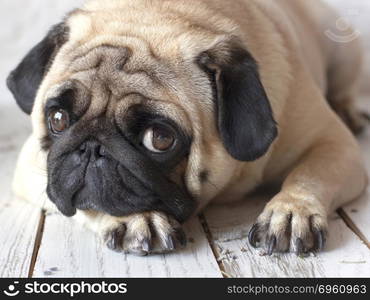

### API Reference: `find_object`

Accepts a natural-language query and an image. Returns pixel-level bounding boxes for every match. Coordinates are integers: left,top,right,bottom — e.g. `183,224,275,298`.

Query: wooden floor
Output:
0,103,369,278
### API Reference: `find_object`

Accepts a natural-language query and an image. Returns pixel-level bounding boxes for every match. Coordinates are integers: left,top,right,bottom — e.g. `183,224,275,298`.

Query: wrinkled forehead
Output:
34,33,192,139
30,8,219,139
50,9,185,100
46,43,168,114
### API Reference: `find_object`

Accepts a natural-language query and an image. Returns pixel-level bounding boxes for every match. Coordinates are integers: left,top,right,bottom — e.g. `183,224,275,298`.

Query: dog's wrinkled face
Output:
39,43,197,221
45,89,194,221
7,4,277,223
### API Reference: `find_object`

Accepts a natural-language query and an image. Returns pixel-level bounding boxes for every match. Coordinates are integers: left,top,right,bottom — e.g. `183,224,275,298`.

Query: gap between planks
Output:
337,208,370,250
25,207,369,278
32,213,222,277
199,214,228,278
200,200,370,278
28,210,46,278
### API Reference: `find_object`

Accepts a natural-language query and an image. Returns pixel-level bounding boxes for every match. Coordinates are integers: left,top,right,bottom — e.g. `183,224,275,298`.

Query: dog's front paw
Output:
248,193,328,256
103,212,187,256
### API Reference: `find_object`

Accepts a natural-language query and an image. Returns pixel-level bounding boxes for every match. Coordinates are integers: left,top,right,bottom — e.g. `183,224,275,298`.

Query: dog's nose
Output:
79,140,106,161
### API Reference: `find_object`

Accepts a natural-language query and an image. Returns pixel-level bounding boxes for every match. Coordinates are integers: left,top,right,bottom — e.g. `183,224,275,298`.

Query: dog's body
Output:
8,0,368,255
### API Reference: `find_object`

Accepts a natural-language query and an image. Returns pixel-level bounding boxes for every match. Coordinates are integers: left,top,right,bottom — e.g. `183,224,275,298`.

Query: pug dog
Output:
7,0,368,256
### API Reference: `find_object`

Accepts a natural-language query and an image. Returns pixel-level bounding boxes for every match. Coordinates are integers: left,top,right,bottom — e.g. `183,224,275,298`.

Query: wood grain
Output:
0,105,42,278
204,194,370,278
0,200,42,278
32,213,222,278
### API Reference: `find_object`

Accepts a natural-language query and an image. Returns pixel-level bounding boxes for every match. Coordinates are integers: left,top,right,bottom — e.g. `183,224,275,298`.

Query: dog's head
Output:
7,3,277,223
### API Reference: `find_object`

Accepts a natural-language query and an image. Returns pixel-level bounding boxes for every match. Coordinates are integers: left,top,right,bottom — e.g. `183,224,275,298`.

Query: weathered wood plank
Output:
0,105,42,278
204,195,370,278
33,213,222,278
0,201,41,278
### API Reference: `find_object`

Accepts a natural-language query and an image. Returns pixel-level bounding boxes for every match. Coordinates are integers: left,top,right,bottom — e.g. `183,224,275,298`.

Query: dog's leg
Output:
329,93,369,135
73,210,187,255
249,123,367,255
327,38,368,134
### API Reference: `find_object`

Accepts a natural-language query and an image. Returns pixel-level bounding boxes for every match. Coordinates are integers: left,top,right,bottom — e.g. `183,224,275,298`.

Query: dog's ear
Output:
6,23,68,115
197,38,278,161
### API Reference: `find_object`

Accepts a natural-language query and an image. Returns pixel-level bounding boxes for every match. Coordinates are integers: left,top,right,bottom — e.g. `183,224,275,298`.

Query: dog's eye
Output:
48,109,70,134
143,125,176,153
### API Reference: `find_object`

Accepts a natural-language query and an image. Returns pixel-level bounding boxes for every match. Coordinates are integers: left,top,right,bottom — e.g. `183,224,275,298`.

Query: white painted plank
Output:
0,201,41,278
33,213,222,278
204,195,370,278
0,105,42,277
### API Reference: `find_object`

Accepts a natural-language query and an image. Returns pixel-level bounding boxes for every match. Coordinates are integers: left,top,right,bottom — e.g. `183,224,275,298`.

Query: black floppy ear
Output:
198,39,278,161
6,23,68,115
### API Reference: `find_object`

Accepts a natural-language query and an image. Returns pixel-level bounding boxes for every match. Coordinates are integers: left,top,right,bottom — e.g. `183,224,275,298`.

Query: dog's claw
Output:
175,228,187,247
130,236,152,256
141,237,151,253
318,230,327,251
106,233,119,251
105,224,126,251
313,229,327,252
165,235,175,251
267,235,276,256
295,238,304,256
248,224,259,248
